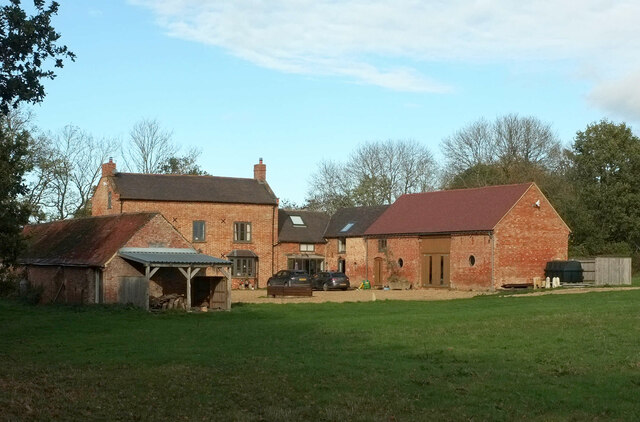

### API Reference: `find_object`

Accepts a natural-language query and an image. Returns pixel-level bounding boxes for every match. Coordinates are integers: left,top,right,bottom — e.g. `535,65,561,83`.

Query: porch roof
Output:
119,247,231,267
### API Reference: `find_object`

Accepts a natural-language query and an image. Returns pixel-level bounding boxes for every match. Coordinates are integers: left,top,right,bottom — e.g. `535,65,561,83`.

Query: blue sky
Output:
31,1,640,204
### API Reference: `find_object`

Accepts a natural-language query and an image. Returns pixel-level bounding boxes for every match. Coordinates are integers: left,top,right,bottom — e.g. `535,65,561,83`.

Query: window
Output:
231,257,256,277
398,258,404,268
107,191,112,209
469,255,476,266
378,239,387,252
300,244,315,252
234,222,251,242
290,216,305,226
193,221,206,242
338,238,346,253
340,222,355,232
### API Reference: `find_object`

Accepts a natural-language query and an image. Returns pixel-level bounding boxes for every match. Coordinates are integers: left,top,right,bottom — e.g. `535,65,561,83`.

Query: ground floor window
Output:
231,257,257,277
288,258,324,275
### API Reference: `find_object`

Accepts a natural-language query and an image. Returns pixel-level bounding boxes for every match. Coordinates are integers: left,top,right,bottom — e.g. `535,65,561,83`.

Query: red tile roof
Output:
365,183,532,236
20,213,159,267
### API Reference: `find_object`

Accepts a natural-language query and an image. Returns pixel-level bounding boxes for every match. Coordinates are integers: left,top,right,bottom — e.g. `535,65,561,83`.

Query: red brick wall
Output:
118,200,277,288
366,237,421,287
91,176,121,216
324,237,369,283
102,256,143,303
450,234,492,290
493,185,569,286
125,214,192,249
273,242,327,273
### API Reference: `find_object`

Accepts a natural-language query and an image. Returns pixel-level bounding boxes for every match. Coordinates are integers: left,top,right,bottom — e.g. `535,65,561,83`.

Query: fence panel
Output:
595,257,632,286
119,277,149,309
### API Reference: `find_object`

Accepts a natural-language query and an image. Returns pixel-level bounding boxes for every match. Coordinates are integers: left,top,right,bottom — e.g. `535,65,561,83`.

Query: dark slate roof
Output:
365,183,533,236
119,248,230,266
278,209,330,243
20,213,159,267
324,205,389,238
112,173,278,205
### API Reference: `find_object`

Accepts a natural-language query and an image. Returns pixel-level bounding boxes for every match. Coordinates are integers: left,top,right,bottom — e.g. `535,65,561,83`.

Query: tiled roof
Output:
324,205,389,238
112,173,278,205
365,183,532,236
20,213,159,267
278,210,330,243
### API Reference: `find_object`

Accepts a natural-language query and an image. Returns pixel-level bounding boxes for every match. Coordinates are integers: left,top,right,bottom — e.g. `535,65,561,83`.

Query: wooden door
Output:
373,257,383,286
438,254,450,286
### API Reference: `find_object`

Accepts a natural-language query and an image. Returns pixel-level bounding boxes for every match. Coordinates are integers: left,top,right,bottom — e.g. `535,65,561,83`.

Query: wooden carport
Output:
119,247,232,311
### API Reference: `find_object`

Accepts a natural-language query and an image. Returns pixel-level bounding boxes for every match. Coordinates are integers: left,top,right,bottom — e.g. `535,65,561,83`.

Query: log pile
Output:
149,293,188,310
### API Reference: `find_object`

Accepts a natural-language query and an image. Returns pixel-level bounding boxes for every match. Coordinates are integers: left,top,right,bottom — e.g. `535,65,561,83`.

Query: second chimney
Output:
254,158,266,182
102,157,116,178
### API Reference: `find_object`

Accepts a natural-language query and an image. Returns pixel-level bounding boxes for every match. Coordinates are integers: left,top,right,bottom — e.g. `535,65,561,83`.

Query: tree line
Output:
302,115,640,265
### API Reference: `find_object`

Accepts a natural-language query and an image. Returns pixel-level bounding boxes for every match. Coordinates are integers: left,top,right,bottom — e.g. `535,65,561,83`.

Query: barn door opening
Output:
373,257,383,287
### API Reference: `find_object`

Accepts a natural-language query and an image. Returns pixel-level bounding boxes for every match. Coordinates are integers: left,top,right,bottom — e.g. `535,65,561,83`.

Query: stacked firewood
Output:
149,293,187,310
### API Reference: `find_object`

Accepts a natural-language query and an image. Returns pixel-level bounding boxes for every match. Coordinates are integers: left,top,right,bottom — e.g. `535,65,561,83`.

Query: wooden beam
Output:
219,266,232,311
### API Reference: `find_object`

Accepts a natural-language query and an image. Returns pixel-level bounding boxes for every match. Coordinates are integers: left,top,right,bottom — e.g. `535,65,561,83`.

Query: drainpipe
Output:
490,231,495,292
365,237,369,283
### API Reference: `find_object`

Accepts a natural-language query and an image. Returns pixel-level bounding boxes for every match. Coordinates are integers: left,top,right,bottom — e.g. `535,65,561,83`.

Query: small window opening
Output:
340,222,355,232
290,215,305,226
469,255,476,266
397,258,404,268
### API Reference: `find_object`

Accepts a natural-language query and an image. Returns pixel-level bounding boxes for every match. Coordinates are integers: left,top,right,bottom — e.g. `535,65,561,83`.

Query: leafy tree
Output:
159,147,207,175
0,0,75,113
567,120,640,256
0,113,31,268
0,0,73,273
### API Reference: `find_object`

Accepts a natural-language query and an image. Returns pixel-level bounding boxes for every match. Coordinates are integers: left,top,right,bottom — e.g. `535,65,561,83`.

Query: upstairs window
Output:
300,244,315,252
338,238,346,253
193,221,206,242
290,215,305,227
378,239,387,252
234,222,252,242
107,191,112,209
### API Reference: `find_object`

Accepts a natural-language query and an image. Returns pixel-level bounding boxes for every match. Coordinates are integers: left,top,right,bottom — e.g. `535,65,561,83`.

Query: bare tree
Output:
42,125,117,219
306,140,438,213
122,118,177,173
441,114,563,188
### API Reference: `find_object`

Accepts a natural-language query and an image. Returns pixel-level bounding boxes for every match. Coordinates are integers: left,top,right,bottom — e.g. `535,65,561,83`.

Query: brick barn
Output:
19,213,232,309
323,205,389,285
91,159,278,289
274,209,330,275
364,183,570,290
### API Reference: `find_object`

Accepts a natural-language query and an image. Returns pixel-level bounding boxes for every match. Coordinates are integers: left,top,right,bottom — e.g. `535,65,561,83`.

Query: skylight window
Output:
290,215,305,226
340,222,355,232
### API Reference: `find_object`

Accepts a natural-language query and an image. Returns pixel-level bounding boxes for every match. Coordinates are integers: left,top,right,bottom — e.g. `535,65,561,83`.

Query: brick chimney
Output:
254,158,266,182
102,158,116,177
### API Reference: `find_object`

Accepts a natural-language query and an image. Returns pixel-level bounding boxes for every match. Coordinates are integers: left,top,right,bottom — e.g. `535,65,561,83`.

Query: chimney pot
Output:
254,158,266,182
102,159,117,178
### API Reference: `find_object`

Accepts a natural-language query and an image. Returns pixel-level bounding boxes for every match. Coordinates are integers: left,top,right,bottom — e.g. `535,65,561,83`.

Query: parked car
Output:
311,272,350,291
267,270,310,287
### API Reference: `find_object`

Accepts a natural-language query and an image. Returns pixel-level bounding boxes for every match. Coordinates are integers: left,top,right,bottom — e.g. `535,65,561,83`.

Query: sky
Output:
29,0,640,204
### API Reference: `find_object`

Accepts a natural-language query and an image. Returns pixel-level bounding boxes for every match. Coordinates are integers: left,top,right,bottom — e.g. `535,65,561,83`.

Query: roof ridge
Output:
25,212,158,228
400,182,534,198
115,172,258,182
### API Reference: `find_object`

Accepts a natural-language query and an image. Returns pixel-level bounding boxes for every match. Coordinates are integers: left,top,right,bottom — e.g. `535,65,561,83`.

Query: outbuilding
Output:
364,183,570,290
19,213,232,310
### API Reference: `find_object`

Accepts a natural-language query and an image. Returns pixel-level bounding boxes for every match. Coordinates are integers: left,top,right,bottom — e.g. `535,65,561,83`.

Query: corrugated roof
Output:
365,183,532,236
324,205,389,238
278,209,330,243
119,248,231,266
20,213,159,267
112,173,278,205
226,249,258,258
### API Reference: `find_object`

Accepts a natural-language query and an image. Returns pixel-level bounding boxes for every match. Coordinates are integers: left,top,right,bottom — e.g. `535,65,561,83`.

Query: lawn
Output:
1,291,639,421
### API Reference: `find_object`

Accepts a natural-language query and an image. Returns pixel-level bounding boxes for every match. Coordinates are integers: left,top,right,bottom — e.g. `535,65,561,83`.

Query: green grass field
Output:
1,290,640,421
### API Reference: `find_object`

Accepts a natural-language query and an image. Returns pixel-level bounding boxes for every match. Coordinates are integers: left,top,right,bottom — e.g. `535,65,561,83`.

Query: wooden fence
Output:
118,277,149,309
574,257,632,286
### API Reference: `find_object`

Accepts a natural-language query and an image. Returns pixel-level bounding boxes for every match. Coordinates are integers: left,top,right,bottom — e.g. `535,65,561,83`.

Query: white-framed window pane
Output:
193,220,205,242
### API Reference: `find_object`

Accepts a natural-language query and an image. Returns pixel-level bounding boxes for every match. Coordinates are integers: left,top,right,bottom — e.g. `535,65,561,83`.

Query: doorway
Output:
373,257,383,286
421,254,450,287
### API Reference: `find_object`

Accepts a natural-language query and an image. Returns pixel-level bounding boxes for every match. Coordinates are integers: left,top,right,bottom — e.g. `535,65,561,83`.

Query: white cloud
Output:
129,0,640,111
588,69,640,121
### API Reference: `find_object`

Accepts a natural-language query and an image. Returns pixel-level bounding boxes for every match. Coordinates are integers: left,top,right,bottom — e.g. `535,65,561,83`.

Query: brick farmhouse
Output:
18,213,232,309
364,183,570,290
275,209,329,274
92,159,278,289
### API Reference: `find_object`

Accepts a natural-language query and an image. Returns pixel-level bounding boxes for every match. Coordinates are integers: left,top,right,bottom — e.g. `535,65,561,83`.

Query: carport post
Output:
178,266,201,310
219,267,232,311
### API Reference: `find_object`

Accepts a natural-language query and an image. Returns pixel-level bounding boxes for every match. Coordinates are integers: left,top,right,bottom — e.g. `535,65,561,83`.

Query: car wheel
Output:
323,283,329,291
342,287,348,291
